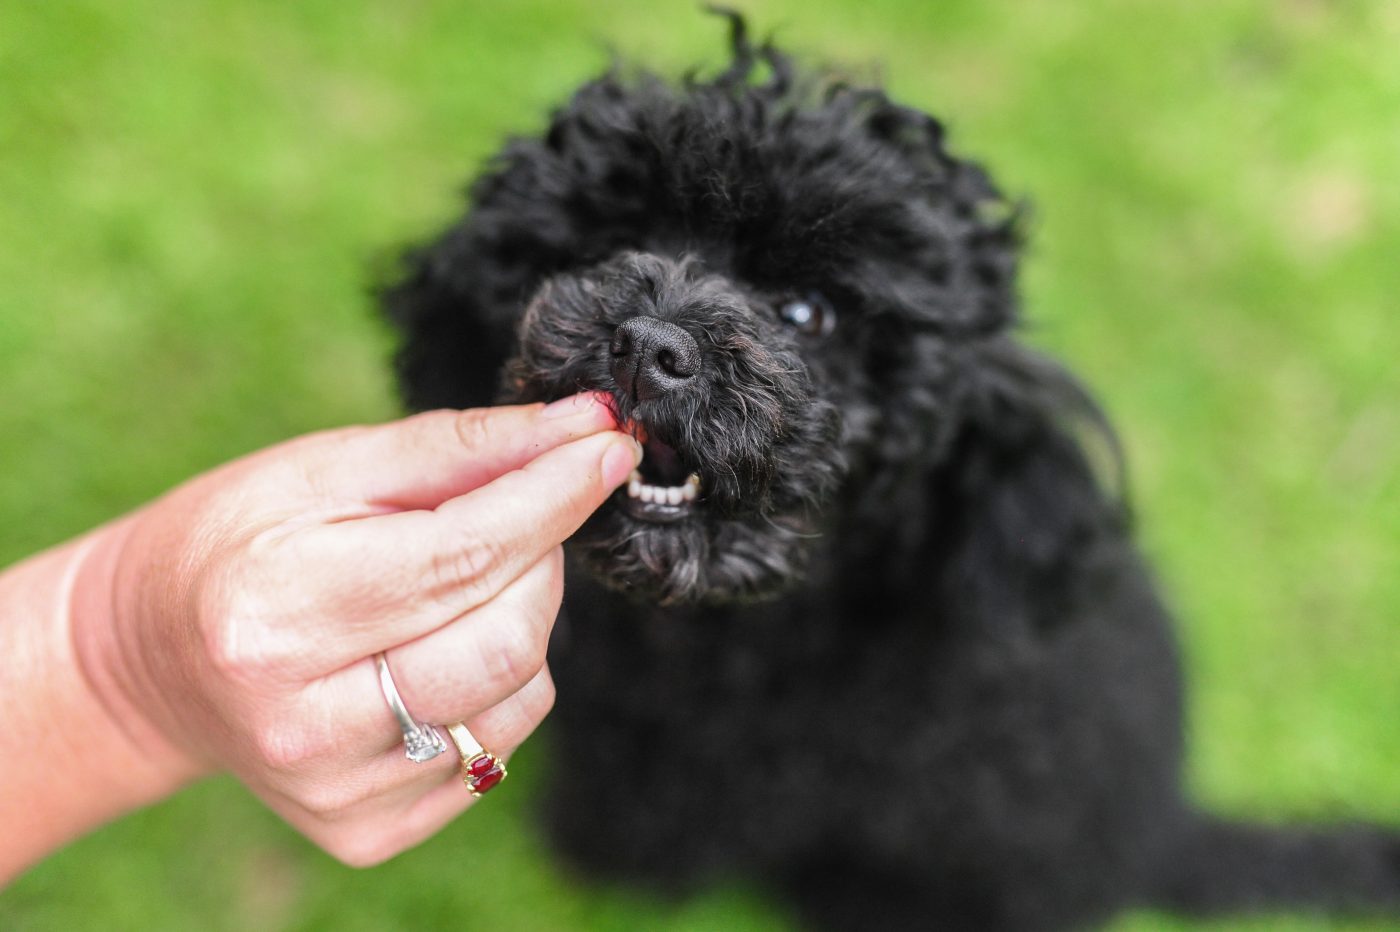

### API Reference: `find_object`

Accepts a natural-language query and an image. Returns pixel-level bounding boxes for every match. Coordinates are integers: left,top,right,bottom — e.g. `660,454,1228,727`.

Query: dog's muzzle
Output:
607,315,707,523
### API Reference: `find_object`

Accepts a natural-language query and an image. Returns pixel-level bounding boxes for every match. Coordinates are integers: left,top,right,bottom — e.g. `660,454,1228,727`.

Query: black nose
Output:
609,316,701,401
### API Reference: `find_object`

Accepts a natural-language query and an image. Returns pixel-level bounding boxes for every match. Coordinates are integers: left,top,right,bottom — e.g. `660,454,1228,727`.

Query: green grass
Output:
2,1,1397,929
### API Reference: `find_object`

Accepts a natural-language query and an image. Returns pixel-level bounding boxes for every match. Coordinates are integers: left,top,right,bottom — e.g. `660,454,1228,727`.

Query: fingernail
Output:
541,392,611,421
601,435,644,488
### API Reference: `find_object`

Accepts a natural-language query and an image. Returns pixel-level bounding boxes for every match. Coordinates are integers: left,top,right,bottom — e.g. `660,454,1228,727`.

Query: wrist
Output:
69,511,212,790
0,515,208,883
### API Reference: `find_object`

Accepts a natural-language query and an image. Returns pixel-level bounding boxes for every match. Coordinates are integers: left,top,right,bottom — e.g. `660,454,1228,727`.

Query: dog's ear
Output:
381,224,516,412
962,337,1129,517
845,89,1023,337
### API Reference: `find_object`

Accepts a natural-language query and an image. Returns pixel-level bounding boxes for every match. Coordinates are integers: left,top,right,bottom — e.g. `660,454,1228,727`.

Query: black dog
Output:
384,16,1399,931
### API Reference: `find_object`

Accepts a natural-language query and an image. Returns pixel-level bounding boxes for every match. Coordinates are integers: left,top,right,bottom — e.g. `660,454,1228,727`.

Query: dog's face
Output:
388,24,1020,604
507,248,844,603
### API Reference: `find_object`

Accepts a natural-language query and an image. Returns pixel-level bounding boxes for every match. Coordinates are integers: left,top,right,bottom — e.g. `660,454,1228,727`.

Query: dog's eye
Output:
778,292,836,337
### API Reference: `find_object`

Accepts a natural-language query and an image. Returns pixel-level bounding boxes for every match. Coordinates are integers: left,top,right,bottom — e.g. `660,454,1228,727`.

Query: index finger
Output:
270,392,620,512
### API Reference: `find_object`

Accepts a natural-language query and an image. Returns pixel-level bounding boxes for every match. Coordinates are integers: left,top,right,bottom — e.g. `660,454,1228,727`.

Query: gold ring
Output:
445,722,507,797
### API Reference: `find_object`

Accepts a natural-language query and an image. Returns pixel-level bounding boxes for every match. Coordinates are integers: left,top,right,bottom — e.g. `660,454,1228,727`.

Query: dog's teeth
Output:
622,471,702,508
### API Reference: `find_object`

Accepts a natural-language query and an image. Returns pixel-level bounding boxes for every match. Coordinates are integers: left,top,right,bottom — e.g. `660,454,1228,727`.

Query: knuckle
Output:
204,611,271,681
323,830,394,868
296,780,368,822
480,623,549,695
198,552,296,683
250,721,324,773
205,613,300,685
429,536,506,604
530,677,558,723
452,407,497,454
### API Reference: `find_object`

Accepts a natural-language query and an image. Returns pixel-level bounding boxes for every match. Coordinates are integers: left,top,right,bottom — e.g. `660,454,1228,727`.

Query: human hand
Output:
68,393,639,865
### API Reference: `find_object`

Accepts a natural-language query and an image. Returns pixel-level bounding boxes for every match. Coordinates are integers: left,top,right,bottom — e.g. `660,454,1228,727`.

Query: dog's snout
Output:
609,316,700,401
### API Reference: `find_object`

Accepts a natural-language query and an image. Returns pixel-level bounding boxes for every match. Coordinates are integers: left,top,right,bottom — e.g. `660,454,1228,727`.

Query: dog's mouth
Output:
616,422,703,524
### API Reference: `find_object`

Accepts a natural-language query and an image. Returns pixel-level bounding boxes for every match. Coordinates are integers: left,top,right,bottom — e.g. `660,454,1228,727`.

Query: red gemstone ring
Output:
445,722,507,797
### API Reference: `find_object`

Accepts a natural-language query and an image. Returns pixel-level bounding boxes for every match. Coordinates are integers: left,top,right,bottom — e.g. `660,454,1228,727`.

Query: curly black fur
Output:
384,13,1400,931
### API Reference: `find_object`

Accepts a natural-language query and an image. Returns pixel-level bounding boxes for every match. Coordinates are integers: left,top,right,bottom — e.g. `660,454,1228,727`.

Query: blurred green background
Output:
2,1,1397,929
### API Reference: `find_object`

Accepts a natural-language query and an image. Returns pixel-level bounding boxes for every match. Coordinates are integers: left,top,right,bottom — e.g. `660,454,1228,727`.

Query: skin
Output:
0,392,642,883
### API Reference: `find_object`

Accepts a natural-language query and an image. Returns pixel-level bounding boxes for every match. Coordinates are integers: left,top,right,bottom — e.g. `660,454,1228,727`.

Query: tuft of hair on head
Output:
695,5,794,97
704,4,754,82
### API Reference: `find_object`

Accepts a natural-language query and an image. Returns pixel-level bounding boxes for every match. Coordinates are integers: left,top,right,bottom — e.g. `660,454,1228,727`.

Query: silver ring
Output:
374,652,448,763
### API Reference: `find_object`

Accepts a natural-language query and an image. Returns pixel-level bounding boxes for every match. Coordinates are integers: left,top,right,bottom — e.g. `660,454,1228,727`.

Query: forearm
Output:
0,518,204,884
